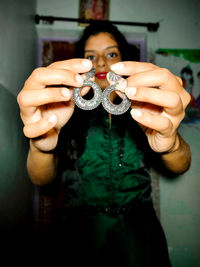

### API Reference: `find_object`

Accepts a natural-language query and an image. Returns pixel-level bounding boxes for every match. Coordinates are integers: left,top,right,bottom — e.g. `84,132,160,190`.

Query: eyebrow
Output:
84,45,119,53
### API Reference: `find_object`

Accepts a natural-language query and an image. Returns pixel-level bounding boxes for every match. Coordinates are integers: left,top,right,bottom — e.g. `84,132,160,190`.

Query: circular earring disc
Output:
73,80,102,110
102,85,131,115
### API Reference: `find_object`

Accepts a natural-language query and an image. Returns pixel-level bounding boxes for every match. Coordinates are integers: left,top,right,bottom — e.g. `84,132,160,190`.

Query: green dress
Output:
53,107,171,267
62,107,152,208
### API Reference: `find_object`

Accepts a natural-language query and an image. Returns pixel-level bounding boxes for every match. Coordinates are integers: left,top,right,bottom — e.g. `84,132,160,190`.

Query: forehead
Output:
84,32,119,51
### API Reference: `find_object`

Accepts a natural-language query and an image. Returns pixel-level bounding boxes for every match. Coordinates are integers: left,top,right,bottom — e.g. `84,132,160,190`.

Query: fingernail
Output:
125,87,137,97
116,79,127,91
48,114,57,123
61,88,70,99
131,109,142,117
110,63,124,72
75,74,83,84
82,59,92,67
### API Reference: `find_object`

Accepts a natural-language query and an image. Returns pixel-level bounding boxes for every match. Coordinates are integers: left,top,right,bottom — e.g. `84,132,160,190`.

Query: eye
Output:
85,55,96,61
107,52,118,59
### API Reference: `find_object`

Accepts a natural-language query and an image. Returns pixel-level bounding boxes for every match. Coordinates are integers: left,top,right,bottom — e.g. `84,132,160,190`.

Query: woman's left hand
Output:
110,61,191,153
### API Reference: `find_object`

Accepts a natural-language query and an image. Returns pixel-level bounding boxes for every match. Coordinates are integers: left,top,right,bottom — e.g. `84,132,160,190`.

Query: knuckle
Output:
17,91,22,105
23,125,31,138
147,62,156,69
181,111,186,121
23,119,47,138
159,68,171,80
41,88,51,101
176,75,183,86
48,61,58,68
160,118,171,132
38,121,46,134
185,91,192,106
170,92,182,108
48,59,72,68
44,88,57,101
17,91,27,107
31,67,46,81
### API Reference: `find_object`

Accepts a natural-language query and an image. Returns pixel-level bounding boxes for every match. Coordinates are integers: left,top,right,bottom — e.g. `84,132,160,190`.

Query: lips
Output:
95,72,108,80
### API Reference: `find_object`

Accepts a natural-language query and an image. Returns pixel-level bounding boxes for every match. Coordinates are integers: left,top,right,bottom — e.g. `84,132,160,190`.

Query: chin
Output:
95,78,109,91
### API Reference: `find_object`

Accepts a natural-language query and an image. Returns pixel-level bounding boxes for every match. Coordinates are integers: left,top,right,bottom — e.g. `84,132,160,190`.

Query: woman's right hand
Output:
17,58,92,152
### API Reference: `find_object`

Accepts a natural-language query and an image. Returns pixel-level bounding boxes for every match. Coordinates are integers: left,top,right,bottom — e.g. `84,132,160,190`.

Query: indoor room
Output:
0,0,200,266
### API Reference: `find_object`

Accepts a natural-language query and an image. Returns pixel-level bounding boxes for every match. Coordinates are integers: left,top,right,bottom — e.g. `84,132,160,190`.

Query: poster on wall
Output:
79,0,110,26
155,49,200,123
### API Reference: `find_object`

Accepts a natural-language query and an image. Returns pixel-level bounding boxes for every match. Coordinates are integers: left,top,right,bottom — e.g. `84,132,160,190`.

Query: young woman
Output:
17,21,191,266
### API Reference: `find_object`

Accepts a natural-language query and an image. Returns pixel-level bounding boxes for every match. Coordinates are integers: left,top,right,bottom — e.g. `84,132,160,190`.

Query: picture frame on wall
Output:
79,0,110,26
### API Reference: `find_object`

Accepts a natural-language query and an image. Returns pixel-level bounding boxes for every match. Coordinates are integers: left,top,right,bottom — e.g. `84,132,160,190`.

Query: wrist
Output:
28,140,58,185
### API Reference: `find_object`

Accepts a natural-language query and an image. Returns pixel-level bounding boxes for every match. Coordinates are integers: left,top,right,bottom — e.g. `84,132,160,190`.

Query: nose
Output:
96,55,106,68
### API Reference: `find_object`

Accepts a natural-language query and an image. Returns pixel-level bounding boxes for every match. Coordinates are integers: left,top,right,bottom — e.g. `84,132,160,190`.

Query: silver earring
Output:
102,72,131,115
73,67,102,110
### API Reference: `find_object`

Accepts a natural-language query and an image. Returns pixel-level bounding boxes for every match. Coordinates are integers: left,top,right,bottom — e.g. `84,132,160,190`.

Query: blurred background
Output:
0,0,199,265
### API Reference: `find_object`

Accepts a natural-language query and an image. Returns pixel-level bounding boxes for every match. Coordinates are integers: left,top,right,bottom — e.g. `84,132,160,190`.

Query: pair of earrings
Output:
72,67,131,115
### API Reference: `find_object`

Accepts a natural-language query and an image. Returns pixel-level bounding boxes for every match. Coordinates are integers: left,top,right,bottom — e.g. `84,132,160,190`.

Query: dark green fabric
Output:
62,107,152,208
47,108,172,267
35,203,171,267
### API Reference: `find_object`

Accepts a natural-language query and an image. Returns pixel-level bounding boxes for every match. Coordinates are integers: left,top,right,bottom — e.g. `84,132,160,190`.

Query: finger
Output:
18,87,72,108
110,63,184,97
115,90,124,99
130,107,173,135
25,68,85,90
48,58,92,73
18,86,73,118
23,114,57,138
126,68,191,109
110,61,158,76
78,76,96,96
126,68,179,89
125,86,183,115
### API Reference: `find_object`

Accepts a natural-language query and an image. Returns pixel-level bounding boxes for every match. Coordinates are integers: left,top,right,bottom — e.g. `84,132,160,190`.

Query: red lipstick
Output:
95,72,108,80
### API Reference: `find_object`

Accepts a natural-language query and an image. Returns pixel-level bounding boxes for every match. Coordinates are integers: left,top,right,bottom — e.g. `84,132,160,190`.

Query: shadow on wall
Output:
0,84,34,244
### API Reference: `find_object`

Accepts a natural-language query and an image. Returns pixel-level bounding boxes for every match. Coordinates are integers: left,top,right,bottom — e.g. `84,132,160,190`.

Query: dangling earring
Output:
102,72,131,115
73,66,102,110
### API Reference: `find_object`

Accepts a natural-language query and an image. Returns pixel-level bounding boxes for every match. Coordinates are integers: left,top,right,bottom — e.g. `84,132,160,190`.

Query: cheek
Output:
108,56,121,65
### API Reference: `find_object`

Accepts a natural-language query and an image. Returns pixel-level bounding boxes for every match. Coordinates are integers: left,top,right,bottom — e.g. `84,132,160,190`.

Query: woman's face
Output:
84,32,122,90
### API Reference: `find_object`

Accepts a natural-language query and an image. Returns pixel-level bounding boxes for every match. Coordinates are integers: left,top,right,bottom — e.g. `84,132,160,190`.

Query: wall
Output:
161,122,200,266
36,0,200,49
0,0,37,96
0,0,37,246
36,0,200,266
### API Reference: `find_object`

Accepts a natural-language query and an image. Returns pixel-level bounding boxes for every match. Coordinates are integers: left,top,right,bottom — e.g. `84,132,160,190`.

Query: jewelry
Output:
73,67,102,110
102,72,131,115
73,69,131,115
